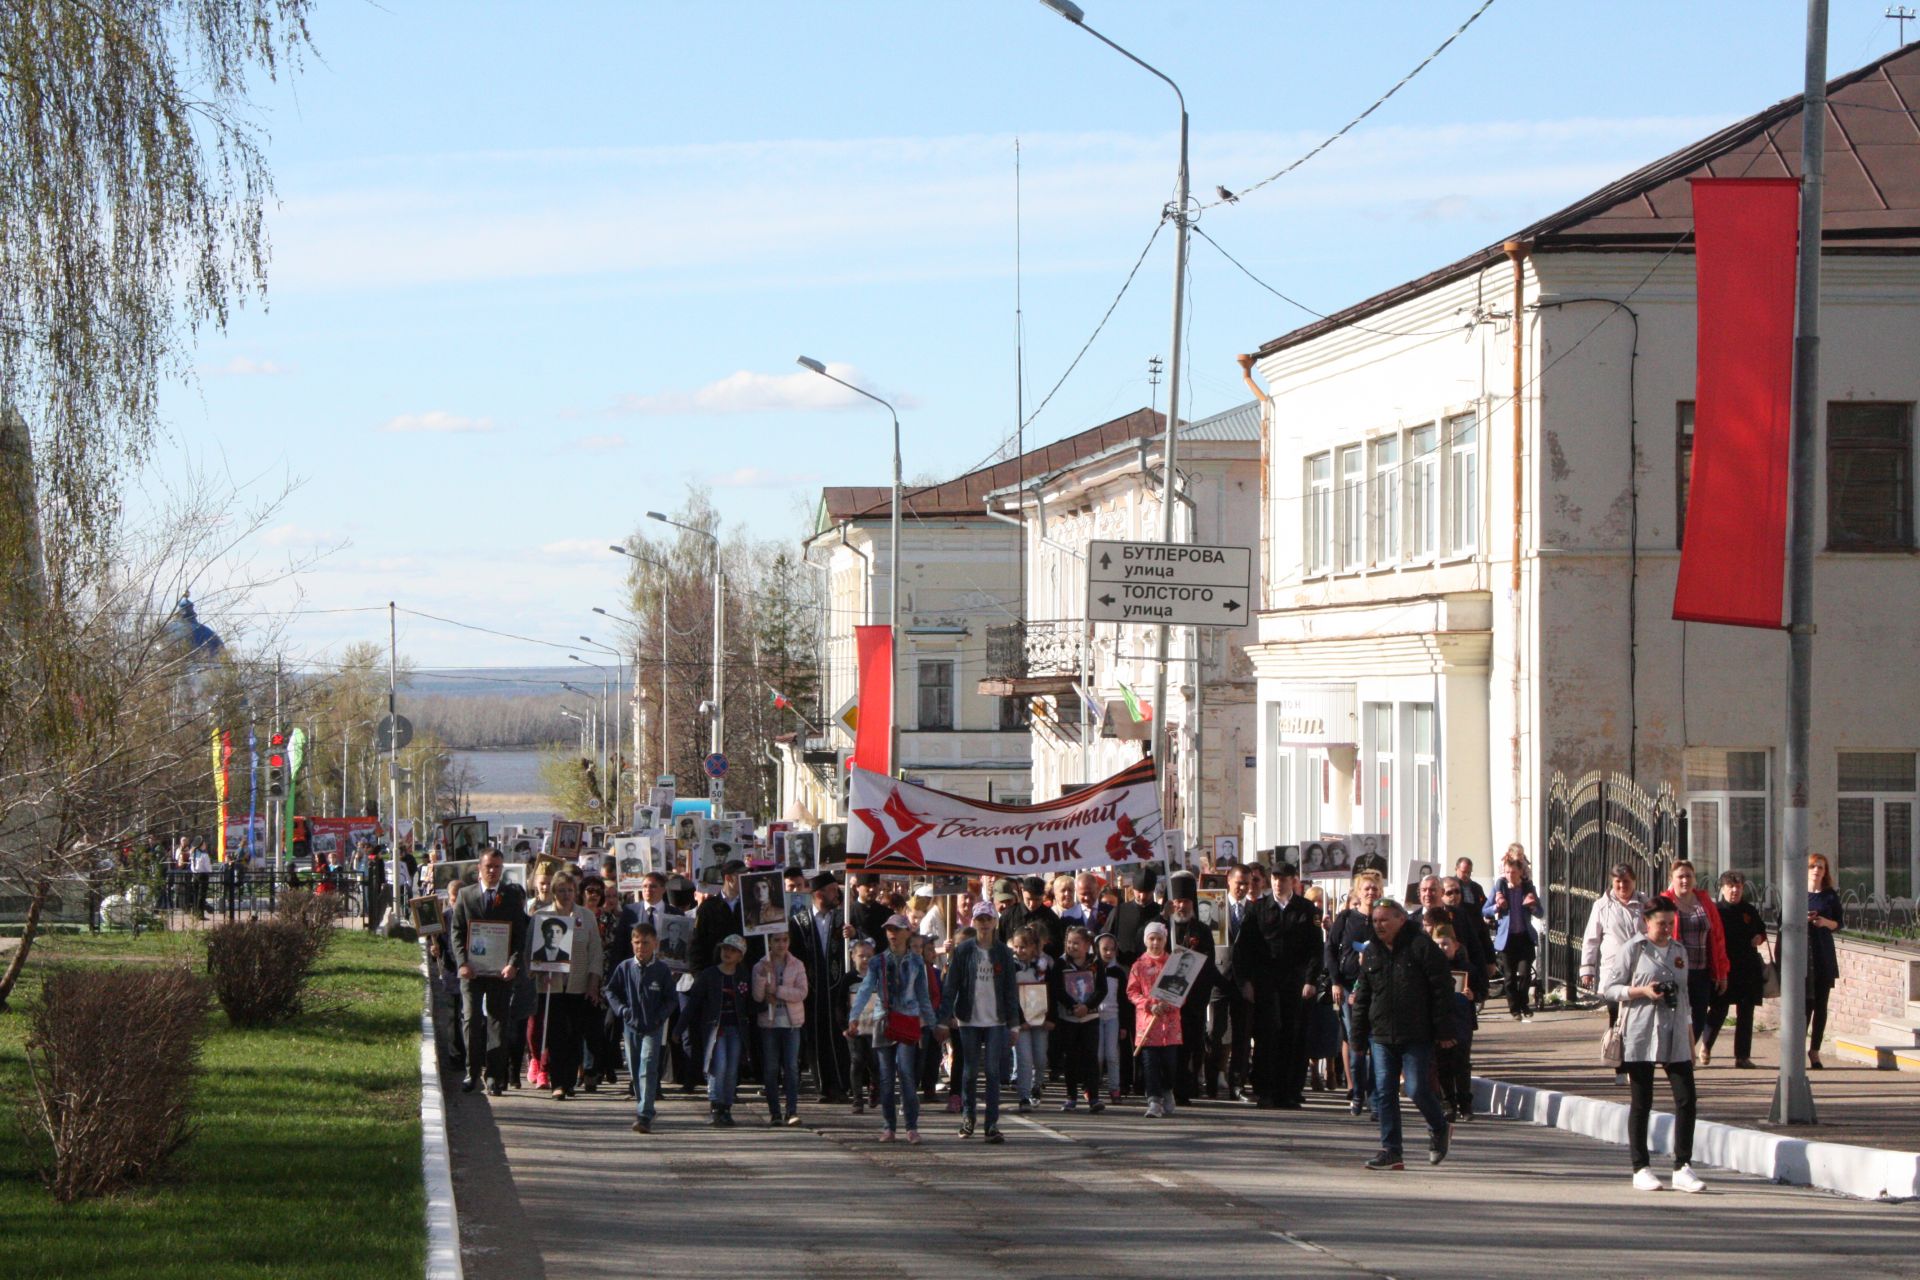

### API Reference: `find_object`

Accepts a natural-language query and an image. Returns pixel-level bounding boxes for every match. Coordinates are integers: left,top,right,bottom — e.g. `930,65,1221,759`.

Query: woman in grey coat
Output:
1600,898,1705,1194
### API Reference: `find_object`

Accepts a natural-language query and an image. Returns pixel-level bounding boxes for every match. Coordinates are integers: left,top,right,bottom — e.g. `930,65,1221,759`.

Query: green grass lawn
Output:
0,928,427,1280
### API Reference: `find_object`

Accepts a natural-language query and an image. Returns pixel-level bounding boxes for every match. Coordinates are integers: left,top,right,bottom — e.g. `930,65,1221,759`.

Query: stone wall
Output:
1826,937,1919,1041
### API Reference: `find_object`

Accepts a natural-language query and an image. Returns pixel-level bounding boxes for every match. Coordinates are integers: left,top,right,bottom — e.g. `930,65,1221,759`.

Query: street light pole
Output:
581,635,626,824
649,513,726,810
797,357,902,777
1040,0,1191,834
608,550,674,787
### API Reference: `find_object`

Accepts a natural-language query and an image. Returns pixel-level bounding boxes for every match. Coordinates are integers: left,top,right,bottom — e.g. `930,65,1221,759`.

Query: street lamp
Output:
580,634,626,823
1038,0,1192,833
797,356,902,777
566,660,611,811
648,511,726,808
608,549,676,787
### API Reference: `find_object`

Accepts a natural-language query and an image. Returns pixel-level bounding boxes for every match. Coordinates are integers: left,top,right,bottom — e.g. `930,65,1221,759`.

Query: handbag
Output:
1761,934,1782,1000
1600,1021,1625,1068
881,954,921,1046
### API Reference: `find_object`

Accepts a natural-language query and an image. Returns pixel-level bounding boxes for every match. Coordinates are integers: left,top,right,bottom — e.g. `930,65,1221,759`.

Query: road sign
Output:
376,714,414,751
703,752,729,779
1086,539,1253,628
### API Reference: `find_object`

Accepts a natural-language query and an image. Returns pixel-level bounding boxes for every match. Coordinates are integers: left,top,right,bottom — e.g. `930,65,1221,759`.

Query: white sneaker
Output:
1671,1165,1706,1194
1632,1168,1663,1192
1161,1093,1176,1117
1144,1098,1164,1119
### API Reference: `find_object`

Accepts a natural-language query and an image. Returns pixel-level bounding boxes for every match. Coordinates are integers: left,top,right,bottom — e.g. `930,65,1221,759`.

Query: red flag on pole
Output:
852,624,893,776
1672,177,1800,629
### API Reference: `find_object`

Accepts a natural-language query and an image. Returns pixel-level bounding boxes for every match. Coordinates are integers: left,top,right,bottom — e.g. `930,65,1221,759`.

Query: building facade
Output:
1246,47,1920,903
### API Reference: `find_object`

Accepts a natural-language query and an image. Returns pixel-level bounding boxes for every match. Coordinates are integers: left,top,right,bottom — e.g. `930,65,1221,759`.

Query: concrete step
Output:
1868,1016,1920,1048
1834,1037,1920,1072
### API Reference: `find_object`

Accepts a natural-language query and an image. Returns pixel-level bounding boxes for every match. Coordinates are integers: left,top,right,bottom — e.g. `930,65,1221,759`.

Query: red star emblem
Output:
854,788,935,869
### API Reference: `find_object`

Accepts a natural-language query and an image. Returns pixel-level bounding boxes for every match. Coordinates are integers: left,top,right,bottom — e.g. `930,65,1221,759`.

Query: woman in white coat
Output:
1580,862,1647,1075
1600,898,1704,1193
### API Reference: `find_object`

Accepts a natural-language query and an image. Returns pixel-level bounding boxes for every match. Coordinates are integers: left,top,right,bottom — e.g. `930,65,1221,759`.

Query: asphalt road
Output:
448,1081,1920,1280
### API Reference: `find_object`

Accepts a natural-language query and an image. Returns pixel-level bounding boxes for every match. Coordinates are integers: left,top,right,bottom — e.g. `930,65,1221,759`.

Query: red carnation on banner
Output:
1105,814,1152,861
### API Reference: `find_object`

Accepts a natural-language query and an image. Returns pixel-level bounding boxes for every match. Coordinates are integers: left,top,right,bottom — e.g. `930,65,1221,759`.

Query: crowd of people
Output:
425,842,1565,1170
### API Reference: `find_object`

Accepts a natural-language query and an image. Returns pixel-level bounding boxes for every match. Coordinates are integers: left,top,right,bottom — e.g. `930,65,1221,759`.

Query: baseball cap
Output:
971,900,998,921
911,883,934,899
883,913,913,932
719,933,748,953
992,879,1017,902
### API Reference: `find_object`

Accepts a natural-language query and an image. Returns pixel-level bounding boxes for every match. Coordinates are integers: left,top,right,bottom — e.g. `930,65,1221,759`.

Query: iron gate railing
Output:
1543,770,1688,1002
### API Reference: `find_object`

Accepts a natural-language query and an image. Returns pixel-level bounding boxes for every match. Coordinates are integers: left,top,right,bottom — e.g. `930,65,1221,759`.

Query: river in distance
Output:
453,749,554,835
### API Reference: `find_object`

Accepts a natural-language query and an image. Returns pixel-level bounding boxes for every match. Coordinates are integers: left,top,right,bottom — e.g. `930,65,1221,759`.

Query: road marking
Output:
1269,1230,1325,1254
1144,1172,1177,1188
1005,1115,1076,1143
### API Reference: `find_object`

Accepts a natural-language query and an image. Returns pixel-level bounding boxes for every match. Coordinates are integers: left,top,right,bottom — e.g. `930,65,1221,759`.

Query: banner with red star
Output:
847,758,1161,876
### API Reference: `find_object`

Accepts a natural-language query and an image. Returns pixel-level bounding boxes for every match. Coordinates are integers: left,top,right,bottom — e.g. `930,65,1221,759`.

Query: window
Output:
916,659,954,731
1053,688,1084,740
1336,446,1366,571
1402,703,1435,870
1305,453,1332,574
1363,702,1394,837
1676,401,1695,548
998,695,1028,732
1838,751,1916,901
1446,413,1479,554
1828,402,1913,551
1370,436,1401,564
1407,426,1438,560
1684,749,1770,888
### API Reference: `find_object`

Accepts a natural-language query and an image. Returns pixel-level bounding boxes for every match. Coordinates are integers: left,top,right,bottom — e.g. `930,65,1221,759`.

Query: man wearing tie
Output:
452,849,529,1096
1207,863,1257,1100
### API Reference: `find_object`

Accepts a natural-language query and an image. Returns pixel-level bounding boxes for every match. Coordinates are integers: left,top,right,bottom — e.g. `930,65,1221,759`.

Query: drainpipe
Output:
1237,354,1273,609
1503,240,1529,838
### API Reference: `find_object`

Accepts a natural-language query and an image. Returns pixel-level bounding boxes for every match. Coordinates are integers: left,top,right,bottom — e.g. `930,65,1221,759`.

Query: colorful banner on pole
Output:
1673,177,1799,629
848,758,1161,876
852,624,893,777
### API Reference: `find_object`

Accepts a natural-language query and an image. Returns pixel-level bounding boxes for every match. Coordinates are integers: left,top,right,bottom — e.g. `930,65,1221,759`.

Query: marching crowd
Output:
420,840,1841,1185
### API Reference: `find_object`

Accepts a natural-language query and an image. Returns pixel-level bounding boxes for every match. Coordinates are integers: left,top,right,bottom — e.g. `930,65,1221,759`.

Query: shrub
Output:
205,917,323,1027
276,889,339,967
20,965,207,1202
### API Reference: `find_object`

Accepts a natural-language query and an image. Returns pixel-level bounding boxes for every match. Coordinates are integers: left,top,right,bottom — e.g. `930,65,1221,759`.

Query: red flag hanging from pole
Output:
852,624,894,776
1672,177,1800,629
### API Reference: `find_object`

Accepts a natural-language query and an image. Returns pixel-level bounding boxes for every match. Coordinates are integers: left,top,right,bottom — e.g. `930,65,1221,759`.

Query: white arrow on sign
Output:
1086,539,1253,628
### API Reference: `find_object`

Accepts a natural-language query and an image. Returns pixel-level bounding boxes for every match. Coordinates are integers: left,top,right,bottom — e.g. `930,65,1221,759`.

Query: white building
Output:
1245,47,1920,902
779,408,1169,821
981,403,1263,859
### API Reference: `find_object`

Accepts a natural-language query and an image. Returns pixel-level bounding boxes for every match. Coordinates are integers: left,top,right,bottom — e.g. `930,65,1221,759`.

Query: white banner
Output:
848,759,1161,877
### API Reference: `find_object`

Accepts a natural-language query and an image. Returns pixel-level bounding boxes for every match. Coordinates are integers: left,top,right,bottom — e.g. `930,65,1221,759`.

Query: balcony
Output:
978,620,1083,697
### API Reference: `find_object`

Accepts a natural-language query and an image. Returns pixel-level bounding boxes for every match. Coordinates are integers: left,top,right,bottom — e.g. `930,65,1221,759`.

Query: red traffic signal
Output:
267,752,287,770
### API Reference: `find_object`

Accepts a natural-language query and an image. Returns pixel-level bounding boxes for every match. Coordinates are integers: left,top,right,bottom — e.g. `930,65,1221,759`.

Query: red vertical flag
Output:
1672,177,1800,628
852,624,894,777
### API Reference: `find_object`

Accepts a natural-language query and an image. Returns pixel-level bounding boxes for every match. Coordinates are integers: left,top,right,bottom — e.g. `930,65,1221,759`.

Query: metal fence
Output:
156,867,384,930
1542,770,1689,1002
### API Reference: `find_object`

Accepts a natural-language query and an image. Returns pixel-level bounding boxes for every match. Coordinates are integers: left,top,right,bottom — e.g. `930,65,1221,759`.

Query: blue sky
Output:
156,0,1911,667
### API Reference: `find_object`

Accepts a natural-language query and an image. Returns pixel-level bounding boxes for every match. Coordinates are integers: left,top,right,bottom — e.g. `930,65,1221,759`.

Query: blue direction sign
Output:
703,752,729,779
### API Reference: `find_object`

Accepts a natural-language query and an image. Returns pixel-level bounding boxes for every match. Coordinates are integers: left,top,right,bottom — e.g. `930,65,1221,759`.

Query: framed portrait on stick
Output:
529,911,574,974
467,921,512,976
1148,946,1207,1009
739,869,788,937
656,913,694,973
408,895,445,937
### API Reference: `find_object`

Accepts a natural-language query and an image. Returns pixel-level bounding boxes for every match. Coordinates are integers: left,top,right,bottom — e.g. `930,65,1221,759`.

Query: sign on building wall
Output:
1271,688,1358,747
1086,540,1253,629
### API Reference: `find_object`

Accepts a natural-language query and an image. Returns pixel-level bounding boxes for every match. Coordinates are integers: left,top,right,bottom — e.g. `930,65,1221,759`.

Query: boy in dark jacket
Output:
604,923,677,1133
1350,900,1457,1171
679,934,754,1127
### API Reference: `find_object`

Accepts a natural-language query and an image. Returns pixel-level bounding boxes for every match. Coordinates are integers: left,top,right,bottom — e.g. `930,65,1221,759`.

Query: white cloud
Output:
379,410,496,434
570,433,627,451
614,363,915,416
200,355,294,377
710,466,823,489
260,523,340,549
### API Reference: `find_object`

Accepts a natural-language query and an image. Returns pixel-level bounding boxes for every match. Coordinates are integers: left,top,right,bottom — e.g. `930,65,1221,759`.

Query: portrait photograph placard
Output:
1018,982,1050,1026
467,920,512,976
656,913,694,973
614,836,653,894
785,829,816,871
739,869,789,936
1148,946,1207,1009
408,894,445,937
1195,887,1229,949
529,911,574,974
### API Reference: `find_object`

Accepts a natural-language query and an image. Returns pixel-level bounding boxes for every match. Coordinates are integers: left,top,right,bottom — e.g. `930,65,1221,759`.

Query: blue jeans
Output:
1140,1043,1177,1099
623,1026,666,1122
1370,1040,1448,1155
1015,1025,1050,1102
1342,993,1373,1104
760,1025,801,1118
874,1038,921,1132
707,1025,742,1109
958,1024,1009,1128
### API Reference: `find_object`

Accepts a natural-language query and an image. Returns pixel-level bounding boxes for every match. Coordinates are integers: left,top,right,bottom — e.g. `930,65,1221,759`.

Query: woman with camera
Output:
1601,897,1705,1192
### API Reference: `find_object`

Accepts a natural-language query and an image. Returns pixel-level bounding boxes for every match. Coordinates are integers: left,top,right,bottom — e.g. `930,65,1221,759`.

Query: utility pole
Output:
1773,0,1826,1127
1147,354,1163,420
387,602,400,930
1892,5,1915,45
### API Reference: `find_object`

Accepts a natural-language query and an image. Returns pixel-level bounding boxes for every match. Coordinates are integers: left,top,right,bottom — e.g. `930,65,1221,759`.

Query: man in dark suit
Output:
1207,863,1257,1098
1232,858,1324,1109
451,849,529,1095
790,872,850,1101
1165,872,1218,1104
691,860,762,971
842,873,892,948
1018,875,1064,958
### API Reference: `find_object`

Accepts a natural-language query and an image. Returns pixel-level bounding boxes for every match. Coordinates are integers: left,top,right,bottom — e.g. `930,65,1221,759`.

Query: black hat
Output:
1021,875,1046,894
1169,871,1198,901
721,858,748,875
855,872,879,887
810,871,839,893
1133,865,1158,892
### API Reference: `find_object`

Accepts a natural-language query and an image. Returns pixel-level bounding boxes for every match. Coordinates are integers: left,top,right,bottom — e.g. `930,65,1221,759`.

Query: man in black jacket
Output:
451,849,529,1095
691,860,761,971
1206,863,1256,1099
842,873,892,948
1350,900,1457,1171
1019,875,1064,959
791,872,850,1102
1165,872,1217,1104
1105,865,1162,1096
1231,859,1323,1109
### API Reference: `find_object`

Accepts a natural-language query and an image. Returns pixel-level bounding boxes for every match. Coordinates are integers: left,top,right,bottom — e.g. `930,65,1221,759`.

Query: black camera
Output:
1651,980,1678,1010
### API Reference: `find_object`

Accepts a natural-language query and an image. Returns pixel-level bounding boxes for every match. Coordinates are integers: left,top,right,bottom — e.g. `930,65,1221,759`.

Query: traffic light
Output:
267,730,287,798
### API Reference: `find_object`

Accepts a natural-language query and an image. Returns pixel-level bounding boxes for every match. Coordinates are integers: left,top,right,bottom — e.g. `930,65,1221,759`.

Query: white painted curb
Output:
1474,1074,1920,1202
419,944,464,1280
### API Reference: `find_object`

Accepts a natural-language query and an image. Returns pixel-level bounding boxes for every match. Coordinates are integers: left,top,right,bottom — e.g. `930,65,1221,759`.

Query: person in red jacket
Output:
1657,860,1728,1057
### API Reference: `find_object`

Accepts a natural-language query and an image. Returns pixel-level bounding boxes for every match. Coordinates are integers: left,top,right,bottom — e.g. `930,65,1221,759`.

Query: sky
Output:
152,0,1913,670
